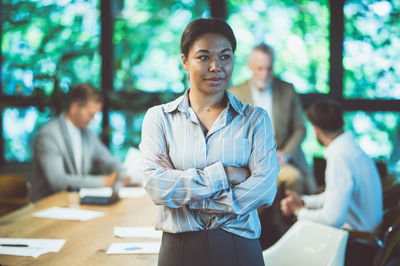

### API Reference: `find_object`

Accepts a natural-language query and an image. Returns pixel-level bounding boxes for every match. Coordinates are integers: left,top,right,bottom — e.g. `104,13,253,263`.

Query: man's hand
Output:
280,189,304,216
155,152,174,170
123,176,131,186
224,166,250,185
103,171,118,187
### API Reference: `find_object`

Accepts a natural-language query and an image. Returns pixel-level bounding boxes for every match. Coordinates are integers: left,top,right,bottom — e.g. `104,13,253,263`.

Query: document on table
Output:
79,187,113,198
114,226,162,239
32,207,104,221
118,187,146,198
0,238,65,258
106,242,161,254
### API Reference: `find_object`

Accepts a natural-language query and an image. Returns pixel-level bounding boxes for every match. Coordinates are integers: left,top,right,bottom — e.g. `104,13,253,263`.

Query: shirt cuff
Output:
301,195,313,207
203,161,229,194
296,207,307,219
188,161,229,210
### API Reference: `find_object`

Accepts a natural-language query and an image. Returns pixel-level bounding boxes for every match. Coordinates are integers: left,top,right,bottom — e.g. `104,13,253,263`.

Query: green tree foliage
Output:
113,0,208,92
2,0,101,97
227,0,329,93
344,0,400,99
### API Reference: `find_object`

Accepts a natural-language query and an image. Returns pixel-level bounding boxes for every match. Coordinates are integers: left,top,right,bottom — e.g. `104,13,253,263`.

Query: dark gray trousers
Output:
158,228,265,266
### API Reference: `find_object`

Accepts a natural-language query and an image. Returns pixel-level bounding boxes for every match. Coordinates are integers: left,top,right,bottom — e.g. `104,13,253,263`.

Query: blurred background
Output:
1,0,400,181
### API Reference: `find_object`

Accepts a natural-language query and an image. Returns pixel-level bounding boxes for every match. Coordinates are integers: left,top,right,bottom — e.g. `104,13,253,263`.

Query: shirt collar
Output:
324,131,353,158
249,77,273,93
163,89,245,116
64,113,80,132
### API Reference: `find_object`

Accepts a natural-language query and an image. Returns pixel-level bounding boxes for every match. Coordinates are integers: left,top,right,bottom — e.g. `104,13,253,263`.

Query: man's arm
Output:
34,131,104,191
90,132,128,184
296,158,354,228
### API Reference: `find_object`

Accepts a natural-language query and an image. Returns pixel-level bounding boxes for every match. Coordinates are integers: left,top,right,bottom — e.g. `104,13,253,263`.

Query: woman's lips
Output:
205,78,224,85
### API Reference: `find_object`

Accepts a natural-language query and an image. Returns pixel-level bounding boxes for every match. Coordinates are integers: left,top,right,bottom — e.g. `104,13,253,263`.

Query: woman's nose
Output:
209,57,221,72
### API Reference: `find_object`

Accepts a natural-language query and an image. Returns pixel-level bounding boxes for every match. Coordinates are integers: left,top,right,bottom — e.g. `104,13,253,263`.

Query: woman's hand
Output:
224,166,250,185
155,152,175,170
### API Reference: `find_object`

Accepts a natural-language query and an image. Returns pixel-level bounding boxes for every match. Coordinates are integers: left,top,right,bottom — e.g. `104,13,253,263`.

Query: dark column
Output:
100,0,114,146
209,0,227,20
328,0,345,102
0,0,4,167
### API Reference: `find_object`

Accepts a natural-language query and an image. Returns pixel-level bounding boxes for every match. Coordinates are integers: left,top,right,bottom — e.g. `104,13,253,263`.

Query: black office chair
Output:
383,183,400,211
373,206,400,266
0,175,29,217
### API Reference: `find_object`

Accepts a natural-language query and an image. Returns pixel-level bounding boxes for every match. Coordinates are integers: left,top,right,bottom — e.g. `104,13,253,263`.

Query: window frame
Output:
1,0,399,168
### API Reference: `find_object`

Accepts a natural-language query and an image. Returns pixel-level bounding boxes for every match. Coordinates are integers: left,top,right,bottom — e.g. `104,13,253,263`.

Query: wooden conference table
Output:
0,191,159,265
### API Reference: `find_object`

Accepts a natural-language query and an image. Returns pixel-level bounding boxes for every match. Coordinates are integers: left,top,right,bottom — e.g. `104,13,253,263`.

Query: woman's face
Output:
181,33,234,95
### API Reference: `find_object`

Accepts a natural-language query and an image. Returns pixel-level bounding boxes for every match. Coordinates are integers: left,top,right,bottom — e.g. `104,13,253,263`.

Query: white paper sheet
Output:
118,187,146,198
123,148,144,185
106,242,161,254
79,187,113,198
32,207,104,221
114,226,162,239
0,238,65,258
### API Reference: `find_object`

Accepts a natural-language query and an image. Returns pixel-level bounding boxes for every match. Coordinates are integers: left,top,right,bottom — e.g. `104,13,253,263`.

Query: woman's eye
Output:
221,55,231,60
199,55,209,60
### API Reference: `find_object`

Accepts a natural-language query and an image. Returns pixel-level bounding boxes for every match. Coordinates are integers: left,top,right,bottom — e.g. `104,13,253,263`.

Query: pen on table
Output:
0,244,29,247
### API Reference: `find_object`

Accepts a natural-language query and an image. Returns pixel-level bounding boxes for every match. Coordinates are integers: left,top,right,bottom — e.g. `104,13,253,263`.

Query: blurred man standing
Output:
230,43,316,194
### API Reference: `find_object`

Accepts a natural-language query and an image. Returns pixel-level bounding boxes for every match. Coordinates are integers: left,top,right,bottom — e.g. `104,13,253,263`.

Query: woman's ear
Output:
181,54,189,71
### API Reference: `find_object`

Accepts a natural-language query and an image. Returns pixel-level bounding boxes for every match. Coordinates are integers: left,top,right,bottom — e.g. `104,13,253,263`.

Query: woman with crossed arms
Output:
140,18,279,266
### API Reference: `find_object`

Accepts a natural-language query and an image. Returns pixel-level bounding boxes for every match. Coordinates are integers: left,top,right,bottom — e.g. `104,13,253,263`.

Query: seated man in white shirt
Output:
280,99,383,232
30,83,130,202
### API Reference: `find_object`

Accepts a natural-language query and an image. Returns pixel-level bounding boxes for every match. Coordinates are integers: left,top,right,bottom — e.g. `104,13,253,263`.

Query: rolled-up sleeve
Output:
297,158,353,228
189,111,279,215
140,106,230,208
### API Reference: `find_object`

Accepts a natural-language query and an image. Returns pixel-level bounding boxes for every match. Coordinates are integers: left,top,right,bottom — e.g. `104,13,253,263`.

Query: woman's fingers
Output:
155,153,174,169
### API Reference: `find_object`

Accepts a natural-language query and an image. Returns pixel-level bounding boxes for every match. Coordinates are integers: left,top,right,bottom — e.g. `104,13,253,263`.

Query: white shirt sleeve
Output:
297,156,354,228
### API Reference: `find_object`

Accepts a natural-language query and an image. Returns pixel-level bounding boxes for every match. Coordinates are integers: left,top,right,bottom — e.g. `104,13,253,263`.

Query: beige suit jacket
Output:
230,78,316,193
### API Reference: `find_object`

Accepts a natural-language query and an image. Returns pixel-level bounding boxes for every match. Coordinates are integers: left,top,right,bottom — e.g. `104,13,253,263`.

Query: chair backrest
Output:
313,157,326,187
263,220,349,266
0,175,28,198
374,206,400,266
383,184,400,211
0,175,29,217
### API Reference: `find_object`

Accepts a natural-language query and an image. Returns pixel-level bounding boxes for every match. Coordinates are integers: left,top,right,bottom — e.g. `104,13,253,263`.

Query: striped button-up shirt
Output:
140,90,279,239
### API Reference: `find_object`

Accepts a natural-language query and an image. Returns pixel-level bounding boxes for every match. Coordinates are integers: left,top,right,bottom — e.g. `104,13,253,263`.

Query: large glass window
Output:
302,111,400,175
3,107,52,162
2,1,399,169
301,120,325,165
113,0,209,93
2,0,101,96
227,0,330,93
109,110,146,161
343,0,400,99
344,111,399,161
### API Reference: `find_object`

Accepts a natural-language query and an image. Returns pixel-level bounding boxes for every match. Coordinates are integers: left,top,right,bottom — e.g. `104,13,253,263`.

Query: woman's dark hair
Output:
306,99,344,133
180,18,236,58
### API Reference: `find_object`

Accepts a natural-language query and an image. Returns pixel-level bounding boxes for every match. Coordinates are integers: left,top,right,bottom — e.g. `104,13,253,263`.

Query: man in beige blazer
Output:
230,44,316,195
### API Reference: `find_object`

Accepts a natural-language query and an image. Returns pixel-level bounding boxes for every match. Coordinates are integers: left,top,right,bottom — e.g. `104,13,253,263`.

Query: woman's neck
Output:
188,88,226,113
